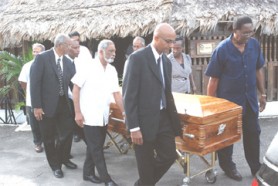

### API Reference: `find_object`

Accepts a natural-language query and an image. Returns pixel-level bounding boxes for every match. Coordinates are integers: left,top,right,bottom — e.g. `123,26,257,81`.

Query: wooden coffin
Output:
108,103,129,137
174,93,242,156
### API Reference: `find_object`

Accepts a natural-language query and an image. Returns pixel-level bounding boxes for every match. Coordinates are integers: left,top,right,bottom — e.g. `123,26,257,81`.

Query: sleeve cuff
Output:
130,127,140,132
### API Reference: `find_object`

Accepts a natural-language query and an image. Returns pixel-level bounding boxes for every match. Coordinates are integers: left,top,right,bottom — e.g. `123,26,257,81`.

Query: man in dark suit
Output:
30,33,77,178
123,23,182,186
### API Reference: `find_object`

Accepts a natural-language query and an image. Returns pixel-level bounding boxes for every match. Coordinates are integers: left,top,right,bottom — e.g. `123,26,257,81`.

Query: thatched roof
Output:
0,0,277,49
170,0,278,36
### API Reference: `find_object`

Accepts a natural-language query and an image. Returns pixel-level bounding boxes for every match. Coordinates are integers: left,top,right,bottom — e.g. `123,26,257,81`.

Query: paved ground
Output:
0,117,278,186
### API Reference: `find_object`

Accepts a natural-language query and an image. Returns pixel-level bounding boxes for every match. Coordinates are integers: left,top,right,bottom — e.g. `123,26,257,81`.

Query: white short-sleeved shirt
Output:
67,46,93,99
18,60,33,107
74,45,94,72
71,58,119,126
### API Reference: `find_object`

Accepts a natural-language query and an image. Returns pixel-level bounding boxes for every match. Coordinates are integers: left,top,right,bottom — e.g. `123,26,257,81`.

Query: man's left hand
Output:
259,95,267,112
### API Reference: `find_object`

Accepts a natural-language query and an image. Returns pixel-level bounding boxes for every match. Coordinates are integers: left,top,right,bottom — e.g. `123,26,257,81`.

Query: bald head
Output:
154,23,175,37
152,23,176,54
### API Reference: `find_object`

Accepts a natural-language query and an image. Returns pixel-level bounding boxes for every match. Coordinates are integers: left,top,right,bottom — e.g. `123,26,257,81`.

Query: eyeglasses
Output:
239,31,254,37
160,37,176,44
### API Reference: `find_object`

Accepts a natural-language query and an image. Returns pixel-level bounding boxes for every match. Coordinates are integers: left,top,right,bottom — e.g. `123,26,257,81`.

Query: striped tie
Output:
57,58,64,96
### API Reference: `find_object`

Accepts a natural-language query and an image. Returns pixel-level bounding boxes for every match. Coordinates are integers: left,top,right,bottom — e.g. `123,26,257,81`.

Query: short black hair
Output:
233,16,253,30
69,31,80,38
175,36,184,45
175,36,183,41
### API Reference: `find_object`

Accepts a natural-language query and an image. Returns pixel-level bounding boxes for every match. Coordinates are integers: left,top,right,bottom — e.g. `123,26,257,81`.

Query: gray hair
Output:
133,36,145,46
32,43,45,51
54,33,70,47
98,39,114,52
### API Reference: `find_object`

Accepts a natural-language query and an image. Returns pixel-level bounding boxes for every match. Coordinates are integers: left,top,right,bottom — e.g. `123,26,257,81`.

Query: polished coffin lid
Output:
172,93,243,124
173,93,243,155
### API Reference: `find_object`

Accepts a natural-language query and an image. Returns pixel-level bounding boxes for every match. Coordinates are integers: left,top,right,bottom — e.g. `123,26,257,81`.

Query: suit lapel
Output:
62,56,70,92
162,54,171,91
49,49,60,79
49,50,69,93
62,56,67,79
146,46,163,84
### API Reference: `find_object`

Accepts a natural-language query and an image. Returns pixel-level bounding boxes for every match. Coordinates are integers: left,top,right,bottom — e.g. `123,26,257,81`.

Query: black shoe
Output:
34,144,43,153
252,168,260,176
105,180,118,186
53,169,63,178
63,160,77,169
83,175,102,183
224,168,242,181
68,154,73,159
73,135,81,142
252,163,262,176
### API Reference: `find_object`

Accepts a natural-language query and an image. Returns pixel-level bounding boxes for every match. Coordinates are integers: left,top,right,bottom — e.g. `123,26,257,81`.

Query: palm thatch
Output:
170,0,278,36
0,0,277,49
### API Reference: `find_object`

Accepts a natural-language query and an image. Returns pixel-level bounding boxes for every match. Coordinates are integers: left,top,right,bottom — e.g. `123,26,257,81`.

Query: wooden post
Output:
22,40,29,57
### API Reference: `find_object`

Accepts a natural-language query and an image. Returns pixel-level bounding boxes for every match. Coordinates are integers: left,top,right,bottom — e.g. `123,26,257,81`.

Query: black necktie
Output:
72,60,76,73
57,58,64,96
157,57,166,108
69,60,75,91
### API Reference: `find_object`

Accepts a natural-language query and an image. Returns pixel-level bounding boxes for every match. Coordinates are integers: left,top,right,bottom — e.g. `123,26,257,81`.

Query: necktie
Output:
69,60,75,91
157,57,166,108
57,58,64,96
72,60,76,73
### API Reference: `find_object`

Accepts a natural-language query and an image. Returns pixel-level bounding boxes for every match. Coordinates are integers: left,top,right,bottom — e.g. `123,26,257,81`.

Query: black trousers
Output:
134,109,177,186
39,96,74,170
218,102,261,174
26,106,42,145
69,99,86,141
63,100,86,159
83,125,111,182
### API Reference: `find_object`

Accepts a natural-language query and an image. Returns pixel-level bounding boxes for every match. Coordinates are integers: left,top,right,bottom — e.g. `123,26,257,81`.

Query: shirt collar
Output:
228,33,251,49
95,57,112,71
66,55,74,63
53,48,62,62
150,43,162,62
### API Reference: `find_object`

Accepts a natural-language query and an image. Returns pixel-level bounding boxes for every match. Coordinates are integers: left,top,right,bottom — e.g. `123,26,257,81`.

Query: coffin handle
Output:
184,133,195,139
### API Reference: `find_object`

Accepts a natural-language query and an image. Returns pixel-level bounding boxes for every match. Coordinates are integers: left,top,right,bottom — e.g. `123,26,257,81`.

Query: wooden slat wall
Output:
189,35,226,95
262,35,278,101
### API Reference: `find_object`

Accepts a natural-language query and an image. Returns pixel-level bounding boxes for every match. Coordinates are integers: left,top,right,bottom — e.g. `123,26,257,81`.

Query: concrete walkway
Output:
0,101,277,186
0,118,278,186
259,101,278,118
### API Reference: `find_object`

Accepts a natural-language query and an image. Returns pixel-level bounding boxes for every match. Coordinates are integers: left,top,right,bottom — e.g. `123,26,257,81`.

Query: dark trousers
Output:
218,102,261,174
73,121,86,140
83,125,111,182
63,100,86,159
26,106,42,145
39,96,74,170
69,99,85,142
134,110,177,186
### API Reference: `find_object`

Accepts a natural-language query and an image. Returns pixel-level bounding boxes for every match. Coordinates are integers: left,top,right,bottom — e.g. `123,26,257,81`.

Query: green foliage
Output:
15,101,25,111
0,50,33,108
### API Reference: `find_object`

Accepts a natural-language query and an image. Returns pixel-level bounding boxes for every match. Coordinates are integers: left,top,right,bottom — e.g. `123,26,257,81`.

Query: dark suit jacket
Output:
123,45,181,141
30,48,75,117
